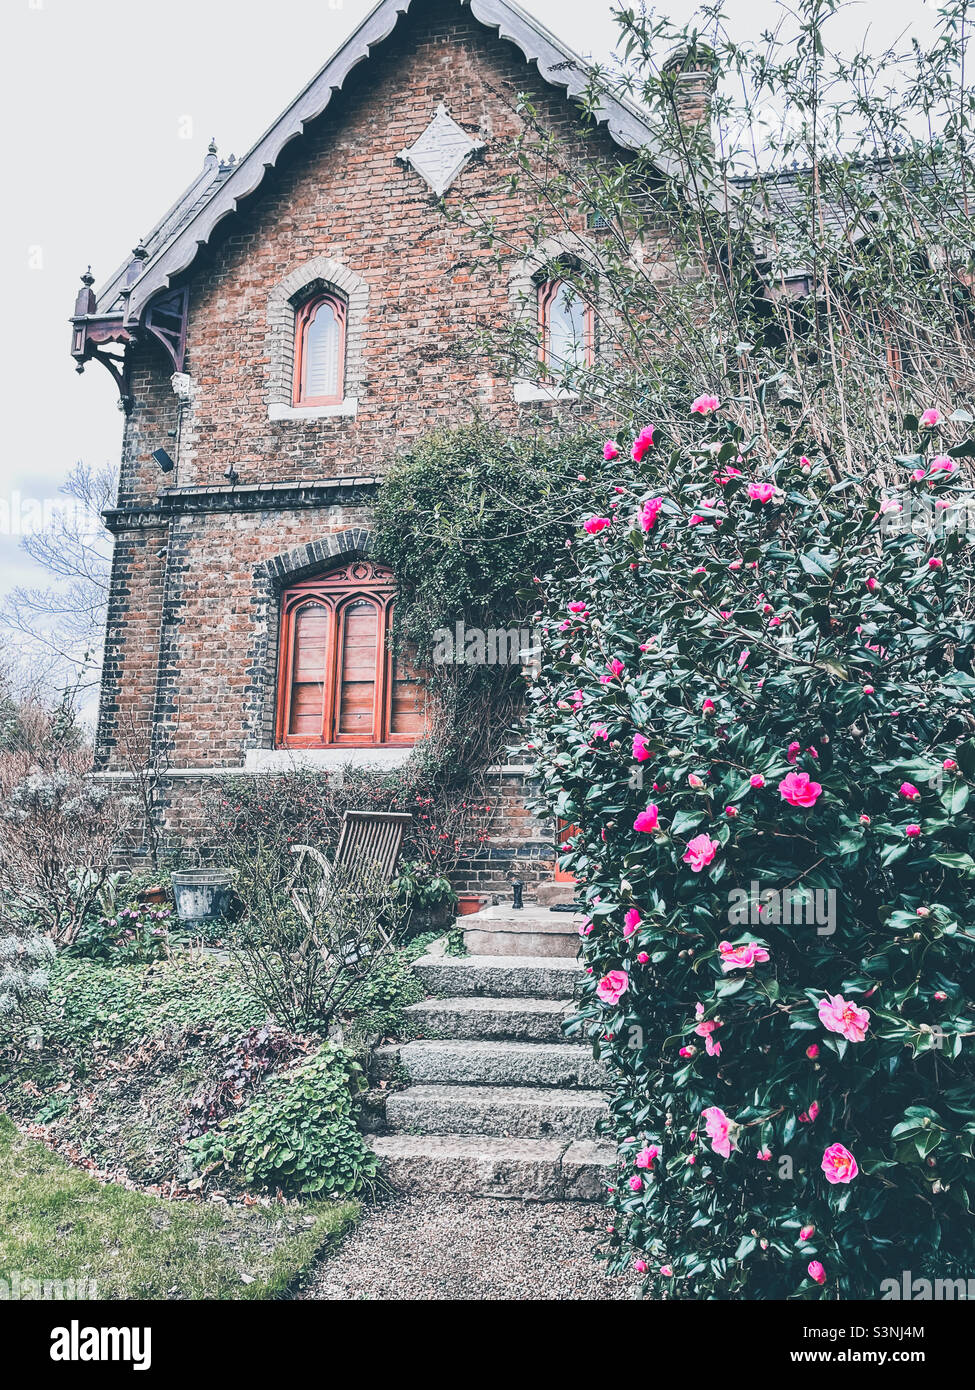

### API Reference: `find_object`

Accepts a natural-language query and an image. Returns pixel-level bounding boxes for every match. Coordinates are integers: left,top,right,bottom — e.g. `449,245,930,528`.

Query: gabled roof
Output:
80,0,705,329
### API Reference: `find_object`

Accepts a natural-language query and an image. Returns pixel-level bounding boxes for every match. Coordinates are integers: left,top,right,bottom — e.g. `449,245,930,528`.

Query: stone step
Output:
373,1084,609,1140
372,1039,607,1089
403,995,572,1043
460,904,583,960
368,1133,615,1202
535,881,579,907
413,952,579,1001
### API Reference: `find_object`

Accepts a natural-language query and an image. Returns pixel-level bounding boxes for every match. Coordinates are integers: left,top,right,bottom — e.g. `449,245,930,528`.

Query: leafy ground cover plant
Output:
524,400,975,1298
187,1045,380,1198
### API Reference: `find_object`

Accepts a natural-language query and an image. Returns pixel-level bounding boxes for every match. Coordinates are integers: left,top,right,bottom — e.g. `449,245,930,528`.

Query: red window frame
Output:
275,560,426,749
537,277,595,371
293,291,347,407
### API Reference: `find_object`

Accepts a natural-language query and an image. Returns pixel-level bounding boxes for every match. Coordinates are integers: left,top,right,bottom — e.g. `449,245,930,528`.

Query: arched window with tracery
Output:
537,276,595,371
293,290,347,406
275,560,426,747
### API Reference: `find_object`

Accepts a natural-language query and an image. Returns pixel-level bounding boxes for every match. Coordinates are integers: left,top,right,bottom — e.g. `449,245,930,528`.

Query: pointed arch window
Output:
275,561,427,748
293,290,347,406
538,277,595,371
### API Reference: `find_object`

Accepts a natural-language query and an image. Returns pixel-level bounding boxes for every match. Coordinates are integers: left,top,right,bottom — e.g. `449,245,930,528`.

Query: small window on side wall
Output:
538,278,595,372
293,291,347,406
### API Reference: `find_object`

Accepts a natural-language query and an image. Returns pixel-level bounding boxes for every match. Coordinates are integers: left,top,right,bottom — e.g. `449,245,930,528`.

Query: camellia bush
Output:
523,396,975,1299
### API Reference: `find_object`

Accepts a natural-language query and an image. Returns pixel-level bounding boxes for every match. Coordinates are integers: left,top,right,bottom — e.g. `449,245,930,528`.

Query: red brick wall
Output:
96,0,626,890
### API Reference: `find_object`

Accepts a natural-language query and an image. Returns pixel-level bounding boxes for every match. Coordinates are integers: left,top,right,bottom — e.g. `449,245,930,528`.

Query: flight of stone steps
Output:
365,903,616,1200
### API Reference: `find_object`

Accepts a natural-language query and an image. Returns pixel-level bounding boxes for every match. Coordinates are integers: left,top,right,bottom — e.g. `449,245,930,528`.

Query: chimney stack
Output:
662,41,718,146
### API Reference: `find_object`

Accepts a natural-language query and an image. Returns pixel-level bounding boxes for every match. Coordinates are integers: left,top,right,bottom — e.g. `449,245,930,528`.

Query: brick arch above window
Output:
265,256,368,421
508,236,607,403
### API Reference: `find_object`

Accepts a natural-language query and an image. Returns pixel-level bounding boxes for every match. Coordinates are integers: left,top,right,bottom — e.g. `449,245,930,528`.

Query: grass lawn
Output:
0,1114,358,1300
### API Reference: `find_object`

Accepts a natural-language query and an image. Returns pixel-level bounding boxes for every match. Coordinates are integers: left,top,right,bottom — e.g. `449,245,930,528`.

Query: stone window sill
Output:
244,747,414,772
512,380,580,404
268,398,358,421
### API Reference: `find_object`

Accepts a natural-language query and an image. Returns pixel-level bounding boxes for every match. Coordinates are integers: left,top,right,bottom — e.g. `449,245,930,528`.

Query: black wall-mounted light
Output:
152,448,175,473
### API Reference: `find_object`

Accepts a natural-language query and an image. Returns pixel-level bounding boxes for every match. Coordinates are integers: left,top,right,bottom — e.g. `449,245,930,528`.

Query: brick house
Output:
70,0,707,895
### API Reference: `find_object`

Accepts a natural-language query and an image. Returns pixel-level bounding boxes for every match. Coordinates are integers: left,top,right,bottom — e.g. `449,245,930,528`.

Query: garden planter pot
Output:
138,884,171,907
171,870,235,927
456,894,485,916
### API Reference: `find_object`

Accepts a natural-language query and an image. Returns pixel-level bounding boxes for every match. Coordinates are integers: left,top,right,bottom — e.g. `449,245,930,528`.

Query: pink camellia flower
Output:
787,740,801,765
821,1142,858,1184
633,1258,648,1273
634,805,660,833
702,698,716,714
738,648,750,668
718,940,771,973
606,658,625,678
808,1261,826,1286
747,481,776,504
660,1265,674,1277
863,685,875,695
579,919,593,938
929,557,944,569
934,990,947,1001
806,1043,820,1060
919,407,941,428
691,393,720,415
911,467,927,482
808,1101,820,1121
703,1105,735,1158
631,425,655,462
688,773,705,789
750,774,766,789
603,439,620,461
929,454,957,475
916,907,930,917
757,1148,772,1161
635,1145,659,1169
859,813,871,825
624,908,641,938
632,732,650,762
944,758,958,771
778,770,822,808
906,823,922,838
817,995,873,1039
800,1224,815,1241
583,516,611,534
866,576,879,592
683,834,720,873
595,969,629,1005
715,465,743,486
590,723,609,742
725,804,738,818
899,782,921,800
567,600,588,614
679,1045,694,1057
629,1175,643,1192
637,951,650,964
800,456,812,472
639,495,664,531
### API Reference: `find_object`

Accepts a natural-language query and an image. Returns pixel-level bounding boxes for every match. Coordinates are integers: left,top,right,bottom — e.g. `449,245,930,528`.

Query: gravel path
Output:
300,1195,637,1301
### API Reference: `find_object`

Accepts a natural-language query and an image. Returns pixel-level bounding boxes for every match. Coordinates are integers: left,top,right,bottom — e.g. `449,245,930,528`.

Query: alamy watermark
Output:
0,1269,97,1299
728,882,837,936
432,619,540,666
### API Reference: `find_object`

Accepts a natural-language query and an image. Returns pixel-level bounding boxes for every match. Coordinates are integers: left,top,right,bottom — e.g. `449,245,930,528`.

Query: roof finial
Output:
208,136,218,156
80,266,95,288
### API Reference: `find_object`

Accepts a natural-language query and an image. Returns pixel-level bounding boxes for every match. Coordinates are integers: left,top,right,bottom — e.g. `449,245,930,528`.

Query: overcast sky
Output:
0,0,938,627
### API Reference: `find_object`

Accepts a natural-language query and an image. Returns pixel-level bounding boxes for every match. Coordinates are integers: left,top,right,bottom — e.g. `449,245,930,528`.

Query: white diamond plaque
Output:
397,103,485,197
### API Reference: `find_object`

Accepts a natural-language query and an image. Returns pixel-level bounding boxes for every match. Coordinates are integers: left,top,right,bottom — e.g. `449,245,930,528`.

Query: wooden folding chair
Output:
288,811,412,948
